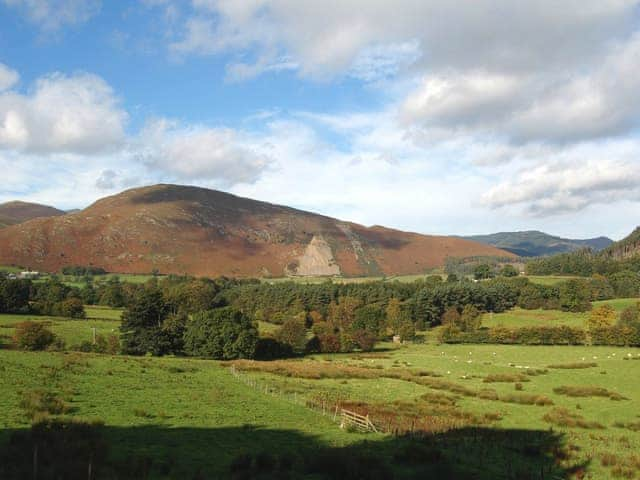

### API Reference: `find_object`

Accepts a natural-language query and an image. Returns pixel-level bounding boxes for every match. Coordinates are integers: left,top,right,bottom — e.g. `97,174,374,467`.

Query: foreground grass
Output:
231,342,640,479
0,349,370,478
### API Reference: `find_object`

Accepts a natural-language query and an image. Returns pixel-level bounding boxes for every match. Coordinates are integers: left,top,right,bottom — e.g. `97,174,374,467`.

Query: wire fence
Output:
227,365,465,436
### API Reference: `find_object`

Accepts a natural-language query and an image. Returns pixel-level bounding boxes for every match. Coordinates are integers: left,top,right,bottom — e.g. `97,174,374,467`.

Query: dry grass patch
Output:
543,408,605,429
613,420,640,432
547,362,597,369
553,385,627,401
483,373,530,383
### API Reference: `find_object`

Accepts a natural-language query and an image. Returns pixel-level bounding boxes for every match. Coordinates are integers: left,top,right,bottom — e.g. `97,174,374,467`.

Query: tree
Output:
558,279,592,312
0,278,31,313
385,298,403,334
14,322,55,351
351,329,377,352
162,311,188,354
441,307,461,327
183,307,258,360
55,298,86,319
500,264,518,277
460,304,482,331
446,273,459,283
275,318,308,354
99,277,125,307
120,287,169,355
398,320,416,342
608,271,640,298
352,304,385,337
474,264,493,280
619,303,640,329
587,304,616,330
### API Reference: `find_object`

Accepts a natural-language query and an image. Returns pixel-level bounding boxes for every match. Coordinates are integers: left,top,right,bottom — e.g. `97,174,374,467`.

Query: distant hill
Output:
0,201,65,228
463,231,613,257
602,226,640,260
0,184,514,277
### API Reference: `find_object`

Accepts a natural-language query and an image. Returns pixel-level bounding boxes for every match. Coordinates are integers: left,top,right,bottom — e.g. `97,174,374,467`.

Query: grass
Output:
229,341,640,479
482,298,640,328
2,304,640,477
526,275,582,285
0,350,369,478
0,313,120,347
85,305,124,321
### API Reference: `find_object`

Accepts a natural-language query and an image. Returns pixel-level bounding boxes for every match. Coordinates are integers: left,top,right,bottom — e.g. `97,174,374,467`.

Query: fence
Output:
227,365,464,436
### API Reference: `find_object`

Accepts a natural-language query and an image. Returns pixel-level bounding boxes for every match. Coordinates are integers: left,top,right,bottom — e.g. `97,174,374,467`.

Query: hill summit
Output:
0,184,513,277
0,201,65,228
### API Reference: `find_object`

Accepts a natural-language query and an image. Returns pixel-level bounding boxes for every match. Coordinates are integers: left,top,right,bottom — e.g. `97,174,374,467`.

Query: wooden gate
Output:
340,408,378,433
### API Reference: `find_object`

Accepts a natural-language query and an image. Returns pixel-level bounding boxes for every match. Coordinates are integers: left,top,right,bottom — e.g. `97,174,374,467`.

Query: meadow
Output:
2,299,640,478
482,298,639,328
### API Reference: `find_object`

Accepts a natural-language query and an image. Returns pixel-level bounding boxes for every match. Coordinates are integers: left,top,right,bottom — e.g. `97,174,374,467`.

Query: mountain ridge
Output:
463,230,613,257
0,184,514,277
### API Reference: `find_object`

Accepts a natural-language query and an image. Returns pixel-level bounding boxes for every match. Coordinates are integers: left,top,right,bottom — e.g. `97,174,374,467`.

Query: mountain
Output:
602,227,640,260
463,231,613,257
0,184,514,277
0,201,65,228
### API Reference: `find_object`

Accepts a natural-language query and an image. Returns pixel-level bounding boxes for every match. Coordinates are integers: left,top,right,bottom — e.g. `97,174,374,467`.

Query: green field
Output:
230,342,640,479
526,275,581,285
482,298,639,328
2,298,640,477
0,314,121,348
0,349,370,478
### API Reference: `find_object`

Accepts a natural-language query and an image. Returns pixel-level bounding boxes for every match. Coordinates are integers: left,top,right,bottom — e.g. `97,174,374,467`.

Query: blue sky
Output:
1,1,639,240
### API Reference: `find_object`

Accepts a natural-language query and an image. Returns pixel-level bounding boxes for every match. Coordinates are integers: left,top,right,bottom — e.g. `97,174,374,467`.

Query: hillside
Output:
464,231,613,257
0,184,513,277
602,226,640,259
0,201,65,228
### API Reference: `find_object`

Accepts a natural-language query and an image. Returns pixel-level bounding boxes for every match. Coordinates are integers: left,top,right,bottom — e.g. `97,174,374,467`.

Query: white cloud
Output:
134,118,272,185
2,0,101,31
172,0,636,77
0,64,19,92
482,140,640,216
0,72,127,154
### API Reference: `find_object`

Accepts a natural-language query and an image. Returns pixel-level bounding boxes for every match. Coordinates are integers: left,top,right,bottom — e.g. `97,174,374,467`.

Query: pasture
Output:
1,301,640,477
482,298,639,328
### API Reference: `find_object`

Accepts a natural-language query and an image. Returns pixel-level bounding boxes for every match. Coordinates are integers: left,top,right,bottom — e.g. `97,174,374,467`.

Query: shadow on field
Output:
0,421,587,479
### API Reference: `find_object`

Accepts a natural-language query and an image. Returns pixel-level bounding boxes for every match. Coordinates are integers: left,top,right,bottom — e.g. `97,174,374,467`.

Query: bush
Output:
351,329,377,352
590,325,640,346
183,307,258,360
13,322,56,351
54,297,86,318
316,333,342,353
441,325,586,345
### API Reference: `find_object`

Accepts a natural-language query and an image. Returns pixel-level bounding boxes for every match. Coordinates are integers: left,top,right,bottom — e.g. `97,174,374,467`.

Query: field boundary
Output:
227,365,467,436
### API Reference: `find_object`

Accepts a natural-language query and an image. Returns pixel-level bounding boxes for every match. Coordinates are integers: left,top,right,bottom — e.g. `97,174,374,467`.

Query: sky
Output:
1,1,639,240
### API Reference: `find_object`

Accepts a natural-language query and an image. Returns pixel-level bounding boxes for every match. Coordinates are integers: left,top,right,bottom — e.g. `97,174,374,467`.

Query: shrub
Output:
55,297,86,319
543,407,605,429
441,325,586,345
20,389,70,419
13,321,55,351
316,333,342,353
587,304,616,330
351,329,377,352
